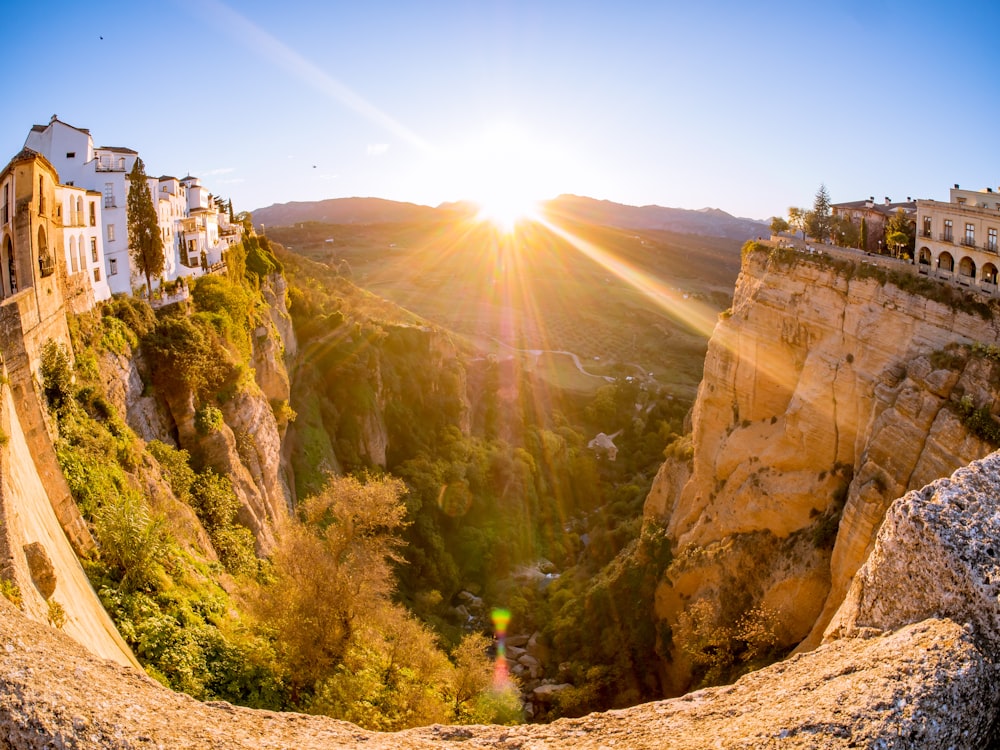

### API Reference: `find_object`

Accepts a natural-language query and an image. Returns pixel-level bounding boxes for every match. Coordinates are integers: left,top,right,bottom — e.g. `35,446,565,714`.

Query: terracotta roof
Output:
4,147,58,175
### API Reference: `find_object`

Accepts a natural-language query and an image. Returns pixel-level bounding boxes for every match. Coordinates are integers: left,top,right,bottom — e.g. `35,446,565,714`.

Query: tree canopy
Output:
126,157,165,295
884,208,915,258
804,184,832,243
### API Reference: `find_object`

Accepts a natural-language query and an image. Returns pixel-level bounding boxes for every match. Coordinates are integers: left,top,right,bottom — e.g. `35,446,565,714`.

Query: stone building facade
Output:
914,185,1000,294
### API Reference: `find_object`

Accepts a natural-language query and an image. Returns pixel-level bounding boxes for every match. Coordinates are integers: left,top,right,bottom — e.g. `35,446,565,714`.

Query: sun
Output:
441,122,559,232
475,189,539,233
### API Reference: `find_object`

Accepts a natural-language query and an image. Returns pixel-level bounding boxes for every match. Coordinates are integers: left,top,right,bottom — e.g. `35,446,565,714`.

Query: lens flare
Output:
491,607,513,687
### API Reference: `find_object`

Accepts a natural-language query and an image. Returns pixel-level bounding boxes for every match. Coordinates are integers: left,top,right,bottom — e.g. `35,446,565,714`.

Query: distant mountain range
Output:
251,194,768,241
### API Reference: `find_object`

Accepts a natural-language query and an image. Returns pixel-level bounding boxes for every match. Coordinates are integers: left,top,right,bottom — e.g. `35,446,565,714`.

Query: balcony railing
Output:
921,229,932,238
961,237,977,248
939,233,953,243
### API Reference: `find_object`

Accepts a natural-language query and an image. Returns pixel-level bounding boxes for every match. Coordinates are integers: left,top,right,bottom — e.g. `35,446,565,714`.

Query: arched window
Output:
79,235,87,270
69,235,78,273
76,197,83,226
38,176,45,215
38,226,54,277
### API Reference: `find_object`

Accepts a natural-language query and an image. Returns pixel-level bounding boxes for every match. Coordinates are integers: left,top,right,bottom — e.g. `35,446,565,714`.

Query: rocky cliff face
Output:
646,246,1000,692
3,451,1000,747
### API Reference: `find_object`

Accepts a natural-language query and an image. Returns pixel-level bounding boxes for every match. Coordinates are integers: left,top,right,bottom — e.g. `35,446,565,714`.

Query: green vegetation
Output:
743,241,996,319
0,578,22,608
279,241,693,718
43,245,529,729
671,599,781,687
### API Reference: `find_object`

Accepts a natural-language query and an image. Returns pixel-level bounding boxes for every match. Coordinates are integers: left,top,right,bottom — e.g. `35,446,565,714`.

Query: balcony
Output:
961,237,977,248
921,229,932,238
939,233,953,243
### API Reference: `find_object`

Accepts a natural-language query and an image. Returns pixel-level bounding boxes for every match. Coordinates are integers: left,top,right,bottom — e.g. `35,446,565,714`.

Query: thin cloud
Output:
367,143,390,156
181,0,431,152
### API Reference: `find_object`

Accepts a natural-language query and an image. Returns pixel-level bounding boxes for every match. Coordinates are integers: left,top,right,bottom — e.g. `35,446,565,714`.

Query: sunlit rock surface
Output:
647,247,1000,691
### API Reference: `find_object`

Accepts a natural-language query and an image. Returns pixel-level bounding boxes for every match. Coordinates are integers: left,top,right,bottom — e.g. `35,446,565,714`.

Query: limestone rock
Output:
22,541,55,600
648,247,1000,690
0,595,994,748
531,682,573,702
827,450,1000,654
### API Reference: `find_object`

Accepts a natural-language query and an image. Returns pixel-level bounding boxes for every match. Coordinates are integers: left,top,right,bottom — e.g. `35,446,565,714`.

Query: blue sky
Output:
3,0,998,220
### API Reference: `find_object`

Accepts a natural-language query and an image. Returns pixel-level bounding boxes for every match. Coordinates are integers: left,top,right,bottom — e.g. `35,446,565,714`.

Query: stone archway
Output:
983,263,998,286
938,251,954,273
959,256,976,280
918,247,932,265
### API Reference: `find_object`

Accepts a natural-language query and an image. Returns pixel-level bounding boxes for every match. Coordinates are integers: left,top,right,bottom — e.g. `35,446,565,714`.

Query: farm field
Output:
268,213,742,397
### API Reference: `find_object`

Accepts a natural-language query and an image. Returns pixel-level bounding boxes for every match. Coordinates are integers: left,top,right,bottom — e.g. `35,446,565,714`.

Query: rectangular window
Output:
922,216,932,238
965,223,975,247
943,219,953,242
1,183,7,225
107,224,115,242
91,237,98,262
109,258,118,276
66,152,75,159
94,268,101,282
989,228,998,252
103,183,114,209
89,201,96,226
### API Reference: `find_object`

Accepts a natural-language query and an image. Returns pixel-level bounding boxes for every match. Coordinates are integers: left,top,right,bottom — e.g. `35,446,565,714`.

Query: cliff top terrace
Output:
766,235,1000,301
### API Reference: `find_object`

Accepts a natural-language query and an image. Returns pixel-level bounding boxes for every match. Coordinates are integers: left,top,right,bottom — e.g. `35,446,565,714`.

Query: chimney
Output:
884,196,891,205
955,184,960,189
907,196,912,202
989,188,994,194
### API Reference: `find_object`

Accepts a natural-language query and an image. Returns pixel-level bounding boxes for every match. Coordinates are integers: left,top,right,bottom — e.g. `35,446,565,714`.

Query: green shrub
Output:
0,578,22,608
47,599,67,628
148,440,197,502
94,491,167,592
195,405,224,435
40,339,74,411
144,316,234,401
102,296,156,338
101,315,138,355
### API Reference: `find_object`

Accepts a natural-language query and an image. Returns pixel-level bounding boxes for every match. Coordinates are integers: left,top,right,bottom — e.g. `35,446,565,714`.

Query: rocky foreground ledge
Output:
5,453,1000,748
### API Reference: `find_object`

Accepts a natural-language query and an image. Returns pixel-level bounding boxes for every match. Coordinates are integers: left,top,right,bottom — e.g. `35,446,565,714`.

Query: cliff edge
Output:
646,244,1000,692
2,450,999,747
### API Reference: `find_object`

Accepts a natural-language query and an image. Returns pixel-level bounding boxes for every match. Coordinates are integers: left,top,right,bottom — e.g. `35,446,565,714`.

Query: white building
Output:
24,116,240,297
25,117,139,295
56,183,111,304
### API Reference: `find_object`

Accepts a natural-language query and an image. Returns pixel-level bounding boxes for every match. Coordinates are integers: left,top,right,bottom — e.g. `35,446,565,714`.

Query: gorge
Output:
2,237,1000,746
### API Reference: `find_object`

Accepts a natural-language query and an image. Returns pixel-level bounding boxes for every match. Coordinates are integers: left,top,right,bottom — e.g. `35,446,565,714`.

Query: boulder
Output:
23,542,55,600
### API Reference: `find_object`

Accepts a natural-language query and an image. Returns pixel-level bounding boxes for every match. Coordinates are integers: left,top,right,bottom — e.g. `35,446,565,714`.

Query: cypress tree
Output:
126,157,165,295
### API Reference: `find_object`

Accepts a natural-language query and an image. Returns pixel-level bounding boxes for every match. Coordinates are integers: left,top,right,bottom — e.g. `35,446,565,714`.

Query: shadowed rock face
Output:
3,454,1000,748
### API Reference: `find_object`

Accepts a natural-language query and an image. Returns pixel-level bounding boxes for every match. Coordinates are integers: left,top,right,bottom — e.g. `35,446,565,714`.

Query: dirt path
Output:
489,338,614,381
